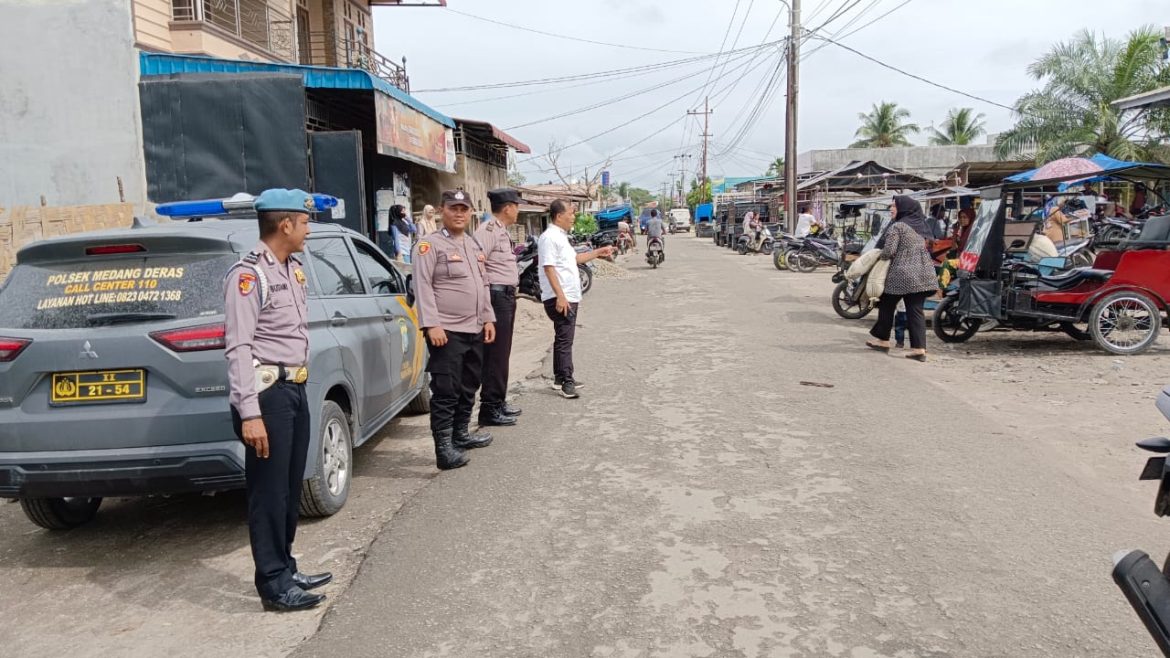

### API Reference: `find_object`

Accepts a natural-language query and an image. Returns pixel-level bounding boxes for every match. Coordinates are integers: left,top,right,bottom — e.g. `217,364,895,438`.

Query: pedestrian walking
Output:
864,195,939,362
224,188,331,612
538,199,614,399
411,189,497,470
475,188,524,427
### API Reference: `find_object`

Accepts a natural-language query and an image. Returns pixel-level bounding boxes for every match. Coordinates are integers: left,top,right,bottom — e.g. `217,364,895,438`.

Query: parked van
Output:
668,208,692,232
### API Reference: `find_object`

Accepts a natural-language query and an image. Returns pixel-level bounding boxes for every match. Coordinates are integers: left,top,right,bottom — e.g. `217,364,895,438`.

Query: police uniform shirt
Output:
223,242,309,419
412,228,496,333
474,217,520,287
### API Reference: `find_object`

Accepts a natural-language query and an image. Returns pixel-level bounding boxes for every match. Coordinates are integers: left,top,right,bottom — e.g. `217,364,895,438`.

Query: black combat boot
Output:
453,426,493,449
500,403,522,417
477,404,518,427
433,429,470,470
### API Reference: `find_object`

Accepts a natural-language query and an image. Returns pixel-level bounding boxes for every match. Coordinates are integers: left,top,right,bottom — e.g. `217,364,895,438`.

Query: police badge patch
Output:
239,271,257,296
304,196,316,211
418,242,431,256
294,268,307,285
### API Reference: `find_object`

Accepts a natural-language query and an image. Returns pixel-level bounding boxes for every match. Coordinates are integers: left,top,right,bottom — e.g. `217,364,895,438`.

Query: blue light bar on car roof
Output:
155,193,338,218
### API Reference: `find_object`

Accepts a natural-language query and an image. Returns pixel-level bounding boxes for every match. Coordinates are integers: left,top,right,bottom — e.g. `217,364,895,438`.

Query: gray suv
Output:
0,217,429,529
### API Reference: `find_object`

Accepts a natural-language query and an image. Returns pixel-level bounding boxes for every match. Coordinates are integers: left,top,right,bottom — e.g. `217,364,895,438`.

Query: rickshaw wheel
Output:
933,296,980,343
832,281,872,320
1059,322,1092,341
1089,291,1162,355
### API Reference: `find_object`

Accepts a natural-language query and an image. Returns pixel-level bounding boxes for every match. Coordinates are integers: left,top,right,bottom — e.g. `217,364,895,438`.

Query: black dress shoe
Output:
478,406,518,426
500,403,522,417
292,571,333,591
453,427,493,449
262,587,326,612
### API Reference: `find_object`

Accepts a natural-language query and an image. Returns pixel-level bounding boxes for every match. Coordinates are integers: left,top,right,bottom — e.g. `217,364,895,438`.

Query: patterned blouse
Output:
880,222,939,295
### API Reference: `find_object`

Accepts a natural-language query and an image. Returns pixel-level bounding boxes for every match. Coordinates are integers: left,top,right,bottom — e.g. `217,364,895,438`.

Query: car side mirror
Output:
405,274,415,307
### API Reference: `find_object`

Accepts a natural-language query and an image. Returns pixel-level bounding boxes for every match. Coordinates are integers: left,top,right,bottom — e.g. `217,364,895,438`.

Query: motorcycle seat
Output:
1035,268,1113,290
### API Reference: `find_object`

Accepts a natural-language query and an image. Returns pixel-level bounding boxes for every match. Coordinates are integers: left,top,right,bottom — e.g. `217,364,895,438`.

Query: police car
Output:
0,194,429,529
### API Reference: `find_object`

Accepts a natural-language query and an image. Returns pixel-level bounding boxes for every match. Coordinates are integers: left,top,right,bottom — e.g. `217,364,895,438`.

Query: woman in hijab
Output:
865,195,939,362
388,205,414,262
416,204,438,238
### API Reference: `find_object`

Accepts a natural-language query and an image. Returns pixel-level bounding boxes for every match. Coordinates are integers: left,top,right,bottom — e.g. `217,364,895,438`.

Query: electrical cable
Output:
504,48,760,131
810,34,1019,113
415,39,784,93
517,46,776,164
443,6,706,55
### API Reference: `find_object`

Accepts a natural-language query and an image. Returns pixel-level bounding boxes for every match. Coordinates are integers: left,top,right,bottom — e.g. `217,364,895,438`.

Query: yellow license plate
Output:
51,369,146,406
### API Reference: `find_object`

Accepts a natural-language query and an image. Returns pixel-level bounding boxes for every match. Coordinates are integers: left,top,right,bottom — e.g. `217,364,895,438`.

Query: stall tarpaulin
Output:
376,92,455,172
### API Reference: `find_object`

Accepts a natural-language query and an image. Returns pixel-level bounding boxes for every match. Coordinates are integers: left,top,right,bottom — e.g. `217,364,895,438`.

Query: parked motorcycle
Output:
1113,385,1170,656
517,235,593,297
785,236,840,273
830,241,872,319
646,236,665,269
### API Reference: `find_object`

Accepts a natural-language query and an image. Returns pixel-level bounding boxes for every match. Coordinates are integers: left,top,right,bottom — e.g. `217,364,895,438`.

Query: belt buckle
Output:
292,367,308,384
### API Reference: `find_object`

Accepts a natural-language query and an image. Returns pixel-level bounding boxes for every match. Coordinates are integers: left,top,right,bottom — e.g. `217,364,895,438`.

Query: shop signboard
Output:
375,92,455,173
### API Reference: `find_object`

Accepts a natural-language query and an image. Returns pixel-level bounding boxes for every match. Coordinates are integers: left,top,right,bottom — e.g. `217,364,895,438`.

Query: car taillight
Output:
150,323,226,352
0,337,31,362
86,244,146,256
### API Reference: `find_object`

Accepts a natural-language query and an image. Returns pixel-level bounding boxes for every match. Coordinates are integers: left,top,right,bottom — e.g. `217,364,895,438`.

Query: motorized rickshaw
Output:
936,158,1170,355
716,201,770,249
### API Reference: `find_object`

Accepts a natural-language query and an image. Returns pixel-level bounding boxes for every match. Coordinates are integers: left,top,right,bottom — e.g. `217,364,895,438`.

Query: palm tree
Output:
617,181,631,201
850,102,920,148
766,157,785,177
996,26,1170,163
929,108,987,145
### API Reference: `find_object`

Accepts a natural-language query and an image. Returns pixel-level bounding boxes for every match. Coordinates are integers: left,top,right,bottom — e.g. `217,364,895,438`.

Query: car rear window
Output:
0,253,239,329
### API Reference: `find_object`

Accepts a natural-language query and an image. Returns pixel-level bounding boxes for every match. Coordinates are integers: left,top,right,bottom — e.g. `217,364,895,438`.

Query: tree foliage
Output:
686,178,713,208
996,26,1170,163
851,102,920,148
929,108,987,145
766,157,785,177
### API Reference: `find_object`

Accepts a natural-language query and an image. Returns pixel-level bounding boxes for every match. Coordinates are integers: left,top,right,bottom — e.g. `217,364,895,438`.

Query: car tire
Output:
406,374,432,414
20,496,102,530
299,401,352,518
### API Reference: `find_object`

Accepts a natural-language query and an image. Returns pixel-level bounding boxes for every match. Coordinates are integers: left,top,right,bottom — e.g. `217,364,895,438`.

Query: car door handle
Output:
330,312,349,327
383,313,395,322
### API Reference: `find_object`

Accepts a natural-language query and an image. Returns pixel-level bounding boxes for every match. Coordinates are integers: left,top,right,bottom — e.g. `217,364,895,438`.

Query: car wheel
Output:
406,374,432,414
20,496,102,530
1090,291,1162,355
300,401,352,518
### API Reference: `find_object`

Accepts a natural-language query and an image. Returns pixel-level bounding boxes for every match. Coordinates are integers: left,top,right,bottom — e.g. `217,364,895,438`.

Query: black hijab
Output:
878,195,933,247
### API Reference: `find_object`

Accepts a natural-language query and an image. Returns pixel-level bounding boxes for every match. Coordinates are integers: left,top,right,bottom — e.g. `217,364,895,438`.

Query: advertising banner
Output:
375,93,454,172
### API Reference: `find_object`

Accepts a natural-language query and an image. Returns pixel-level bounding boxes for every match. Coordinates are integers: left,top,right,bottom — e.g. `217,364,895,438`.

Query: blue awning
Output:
139,52,454,128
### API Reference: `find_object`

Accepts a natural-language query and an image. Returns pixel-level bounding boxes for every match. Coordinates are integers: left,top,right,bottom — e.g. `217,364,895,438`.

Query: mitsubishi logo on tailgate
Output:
79,341,98,359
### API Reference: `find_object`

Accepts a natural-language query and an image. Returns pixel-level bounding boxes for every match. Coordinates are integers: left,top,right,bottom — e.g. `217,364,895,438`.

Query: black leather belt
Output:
490,284,516,294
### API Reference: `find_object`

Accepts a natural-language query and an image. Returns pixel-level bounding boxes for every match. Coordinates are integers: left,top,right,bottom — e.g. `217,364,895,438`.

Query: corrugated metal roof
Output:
139,52,455,128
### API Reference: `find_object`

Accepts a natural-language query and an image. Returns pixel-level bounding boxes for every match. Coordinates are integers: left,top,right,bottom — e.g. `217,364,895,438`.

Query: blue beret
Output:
255,188,319,214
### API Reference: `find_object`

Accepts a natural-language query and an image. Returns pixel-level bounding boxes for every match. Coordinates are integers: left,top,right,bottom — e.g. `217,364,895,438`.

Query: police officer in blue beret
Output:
224,188,331,612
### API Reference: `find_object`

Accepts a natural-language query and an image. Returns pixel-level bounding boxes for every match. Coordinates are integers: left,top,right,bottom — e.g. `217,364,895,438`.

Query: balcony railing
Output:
304,32,409,93
172,0,295,62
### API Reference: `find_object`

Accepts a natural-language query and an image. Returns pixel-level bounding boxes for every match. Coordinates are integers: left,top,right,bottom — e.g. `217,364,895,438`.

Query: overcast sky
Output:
374,0,1167,191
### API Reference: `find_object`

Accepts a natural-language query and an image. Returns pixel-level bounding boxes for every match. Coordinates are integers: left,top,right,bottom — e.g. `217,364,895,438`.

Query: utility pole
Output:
688,97,714,187
672,154,692,206
784,0,801,232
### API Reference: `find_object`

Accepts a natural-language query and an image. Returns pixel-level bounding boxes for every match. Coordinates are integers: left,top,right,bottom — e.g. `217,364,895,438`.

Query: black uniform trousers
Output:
480,289,516,409
231,381,310,600
426,330,485,433
542,300,579,382
870,291,932,350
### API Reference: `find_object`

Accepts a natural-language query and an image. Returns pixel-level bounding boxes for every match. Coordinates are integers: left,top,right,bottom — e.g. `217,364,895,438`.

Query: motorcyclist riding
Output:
744,211,763,253
617,218,635,253
646,209,666,251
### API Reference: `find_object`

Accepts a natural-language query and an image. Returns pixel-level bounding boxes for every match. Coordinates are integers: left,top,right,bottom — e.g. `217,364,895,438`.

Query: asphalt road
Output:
295,236,1168,658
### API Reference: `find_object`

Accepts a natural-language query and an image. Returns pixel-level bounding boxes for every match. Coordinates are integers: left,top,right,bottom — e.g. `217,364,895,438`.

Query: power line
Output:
443,7,706,55
415,39,783,93
696,0,744,103
518,45,777,165
811,34,1018,113
504,48,759,131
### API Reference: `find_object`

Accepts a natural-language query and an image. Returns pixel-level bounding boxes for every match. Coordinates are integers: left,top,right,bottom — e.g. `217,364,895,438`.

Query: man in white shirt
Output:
795,205,819,238
538,199,614,399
